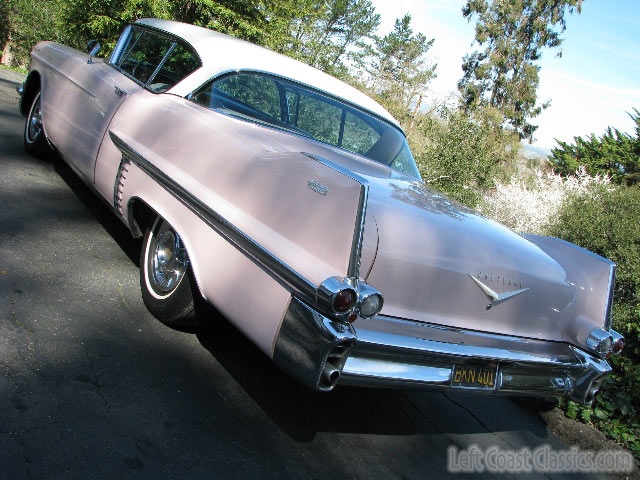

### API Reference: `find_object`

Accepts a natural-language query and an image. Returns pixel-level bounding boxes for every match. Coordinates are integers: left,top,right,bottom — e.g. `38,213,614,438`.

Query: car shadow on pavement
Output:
195,314,552,445
52,154,142,267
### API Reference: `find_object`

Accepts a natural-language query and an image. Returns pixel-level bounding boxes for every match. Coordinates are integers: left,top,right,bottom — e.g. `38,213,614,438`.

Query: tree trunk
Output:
1,40,14,66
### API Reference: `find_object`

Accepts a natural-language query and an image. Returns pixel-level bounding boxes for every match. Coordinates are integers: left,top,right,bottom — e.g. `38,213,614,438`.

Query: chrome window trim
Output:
109,25,132,64
187,69,406,138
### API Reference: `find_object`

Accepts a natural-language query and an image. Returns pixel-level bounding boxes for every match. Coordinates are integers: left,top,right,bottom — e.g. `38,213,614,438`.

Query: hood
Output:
362,178,604,344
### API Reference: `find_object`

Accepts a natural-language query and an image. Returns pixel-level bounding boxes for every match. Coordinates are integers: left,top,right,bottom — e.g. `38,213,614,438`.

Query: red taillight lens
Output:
333,289,356,312
612,338,624,354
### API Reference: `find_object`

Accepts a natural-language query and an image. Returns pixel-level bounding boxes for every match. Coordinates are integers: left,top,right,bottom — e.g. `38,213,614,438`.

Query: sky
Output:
370,0,640,150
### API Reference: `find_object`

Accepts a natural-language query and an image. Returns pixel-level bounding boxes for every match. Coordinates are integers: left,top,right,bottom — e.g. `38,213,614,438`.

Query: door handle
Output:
114,85,127,97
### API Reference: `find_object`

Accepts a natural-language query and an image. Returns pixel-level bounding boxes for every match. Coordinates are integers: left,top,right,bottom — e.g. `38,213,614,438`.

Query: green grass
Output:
0,64,28,75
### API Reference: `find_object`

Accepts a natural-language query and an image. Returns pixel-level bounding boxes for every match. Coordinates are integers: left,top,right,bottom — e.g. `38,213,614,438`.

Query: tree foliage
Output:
1,0,64,64
363,14,436,125
410,105,519,207
458,0,582,140
1,0,380,77
264,0,380,77
550,109,640,185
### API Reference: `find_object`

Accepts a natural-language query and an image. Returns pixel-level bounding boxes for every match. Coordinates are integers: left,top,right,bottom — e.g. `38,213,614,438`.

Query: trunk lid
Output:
363,177,578,342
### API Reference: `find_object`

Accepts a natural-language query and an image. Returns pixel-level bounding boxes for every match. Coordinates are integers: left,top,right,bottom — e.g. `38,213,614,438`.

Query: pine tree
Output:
364,14,436,125
458,0,582,140
550,109,640,185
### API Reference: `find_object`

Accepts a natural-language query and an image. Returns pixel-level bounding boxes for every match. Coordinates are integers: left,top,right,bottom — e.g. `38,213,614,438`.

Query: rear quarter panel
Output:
99,94,368,353
523,234,615,346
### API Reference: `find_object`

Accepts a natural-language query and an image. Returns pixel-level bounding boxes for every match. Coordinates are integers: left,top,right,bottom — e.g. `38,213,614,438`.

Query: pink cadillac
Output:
18,18,623,403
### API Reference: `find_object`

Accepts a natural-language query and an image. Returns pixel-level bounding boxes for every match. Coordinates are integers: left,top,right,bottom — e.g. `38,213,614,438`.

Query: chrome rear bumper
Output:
341,315,611,404
274,297,612,405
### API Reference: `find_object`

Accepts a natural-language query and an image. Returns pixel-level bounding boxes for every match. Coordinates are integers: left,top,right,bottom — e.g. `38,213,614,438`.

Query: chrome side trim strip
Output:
303,153,369,280
109,131,318,304
604,263,616,330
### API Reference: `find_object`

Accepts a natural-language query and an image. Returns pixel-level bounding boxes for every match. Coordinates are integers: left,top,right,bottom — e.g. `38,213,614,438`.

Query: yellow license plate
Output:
452,362,497,389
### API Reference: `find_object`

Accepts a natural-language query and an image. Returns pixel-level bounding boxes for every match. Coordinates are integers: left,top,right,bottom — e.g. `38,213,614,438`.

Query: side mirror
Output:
86,40,101,64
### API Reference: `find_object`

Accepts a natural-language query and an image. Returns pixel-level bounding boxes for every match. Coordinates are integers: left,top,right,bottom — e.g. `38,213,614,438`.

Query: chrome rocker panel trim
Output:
274,298,612,404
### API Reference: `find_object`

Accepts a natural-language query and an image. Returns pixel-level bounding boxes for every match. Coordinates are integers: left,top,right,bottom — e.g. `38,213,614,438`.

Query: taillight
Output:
612,338,624,354
318,277,384,321
333,288,357,312
610,331,624,356
587,328,624,357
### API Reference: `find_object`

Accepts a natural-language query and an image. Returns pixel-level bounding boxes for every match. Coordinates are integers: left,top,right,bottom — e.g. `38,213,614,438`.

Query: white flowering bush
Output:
479,167,611,234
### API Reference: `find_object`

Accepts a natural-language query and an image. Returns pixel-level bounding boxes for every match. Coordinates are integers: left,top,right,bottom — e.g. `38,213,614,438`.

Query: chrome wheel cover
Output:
27,95,43,142
150,229,189,293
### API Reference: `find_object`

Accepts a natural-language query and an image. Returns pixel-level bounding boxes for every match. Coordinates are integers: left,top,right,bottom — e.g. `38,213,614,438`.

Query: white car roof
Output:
135,18,401,129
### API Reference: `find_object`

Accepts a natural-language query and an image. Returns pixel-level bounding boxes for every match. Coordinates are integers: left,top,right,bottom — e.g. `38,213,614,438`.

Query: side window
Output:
342,112,380,155
189,71,421,179
111,27,200,92
294,92,341,145
193,73,282,124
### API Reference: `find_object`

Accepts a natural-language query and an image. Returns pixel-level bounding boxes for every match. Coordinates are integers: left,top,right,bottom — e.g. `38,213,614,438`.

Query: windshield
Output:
191,72,421,179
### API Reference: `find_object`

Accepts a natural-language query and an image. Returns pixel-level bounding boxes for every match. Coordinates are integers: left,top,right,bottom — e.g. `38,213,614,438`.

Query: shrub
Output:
547,185,640,457
550,109,640,186
409,105,520,207
480,167,611,234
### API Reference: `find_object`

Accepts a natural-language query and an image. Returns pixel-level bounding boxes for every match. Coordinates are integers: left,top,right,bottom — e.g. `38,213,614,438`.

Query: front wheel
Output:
24,91,52,159
140,217,204,327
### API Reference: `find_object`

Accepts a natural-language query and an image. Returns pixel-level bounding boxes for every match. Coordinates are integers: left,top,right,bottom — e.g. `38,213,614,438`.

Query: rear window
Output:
191,72,420,179
110,26,200,93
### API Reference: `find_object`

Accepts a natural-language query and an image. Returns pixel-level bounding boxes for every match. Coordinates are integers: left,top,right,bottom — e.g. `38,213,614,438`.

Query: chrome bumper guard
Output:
274,297,612,405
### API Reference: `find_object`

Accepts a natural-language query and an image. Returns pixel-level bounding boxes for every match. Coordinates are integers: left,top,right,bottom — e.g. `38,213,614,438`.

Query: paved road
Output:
0,69,609,479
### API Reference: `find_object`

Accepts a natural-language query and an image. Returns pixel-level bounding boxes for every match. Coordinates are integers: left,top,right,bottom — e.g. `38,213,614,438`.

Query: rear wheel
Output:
24,91,52,159
140,217,204,327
